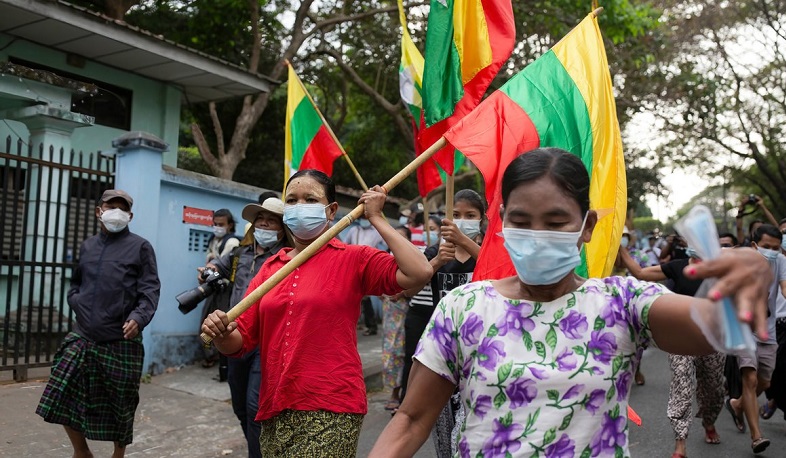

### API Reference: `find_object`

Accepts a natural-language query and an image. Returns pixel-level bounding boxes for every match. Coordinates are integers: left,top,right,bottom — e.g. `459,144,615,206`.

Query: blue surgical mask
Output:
502,216,587,286
212,226,227,238
254,228,280,248
358,219,372,229
455,219,481,239
620,236,629,248
757,246,780,262
781,238,786,252
399,216,409,226
426,231,440,246
685,247,700,259
283,204,328,240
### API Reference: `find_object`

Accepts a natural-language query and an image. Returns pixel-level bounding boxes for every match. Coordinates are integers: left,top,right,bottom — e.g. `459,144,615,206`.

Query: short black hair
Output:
718,232,738,246
748,219,764,235
258,191,278,204
395,225,411,240
286,169,336,203
454,189,486,216
213,208,236,232
752,224,782,243
501,148,589,215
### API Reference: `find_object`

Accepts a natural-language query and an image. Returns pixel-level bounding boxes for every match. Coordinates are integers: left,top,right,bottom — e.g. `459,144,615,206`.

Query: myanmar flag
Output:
444,12,626,281
398,0,441,197
419,0,515,174
284,65,344,181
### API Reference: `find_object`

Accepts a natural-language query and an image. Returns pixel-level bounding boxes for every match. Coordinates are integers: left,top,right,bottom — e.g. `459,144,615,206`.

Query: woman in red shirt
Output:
202,169,432,456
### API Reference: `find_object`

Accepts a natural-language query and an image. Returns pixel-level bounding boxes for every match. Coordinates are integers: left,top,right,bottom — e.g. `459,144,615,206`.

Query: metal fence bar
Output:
0,135,114,377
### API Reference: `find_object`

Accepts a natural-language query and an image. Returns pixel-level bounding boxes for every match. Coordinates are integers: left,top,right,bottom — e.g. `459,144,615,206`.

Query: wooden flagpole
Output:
201,136,449,344
286,60,368,191
444,174,455,221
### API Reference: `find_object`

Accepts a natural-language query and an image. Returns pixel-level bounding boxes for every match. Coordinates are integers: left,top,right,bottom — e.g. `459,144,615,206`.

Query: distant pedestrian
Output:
36,189,160,458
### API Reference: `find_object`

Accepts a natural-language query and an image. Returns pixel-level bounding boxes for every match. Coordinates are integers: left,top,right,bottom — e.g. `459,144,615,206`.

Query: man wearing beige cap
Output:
36,189,160,458
201,196,287,458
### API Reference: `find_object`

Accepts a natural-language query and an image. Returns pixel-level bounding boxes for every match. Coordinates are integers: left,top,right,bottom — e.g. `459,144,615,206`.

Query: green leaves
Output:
535,341,546,360
497,362,513,383
559,411,573,430
545,327,558,352
594,316,606,331
547,389,560,402
487,324,499,338
523,331,534,351
494,391,507,409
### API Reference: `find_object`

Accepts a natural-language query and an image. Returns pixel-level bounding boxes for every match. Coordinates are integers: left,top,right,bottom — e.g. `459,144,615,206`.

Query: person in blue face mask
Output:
760,219,786,426
370,148,774,458
201,169,432,456
725,224,786,452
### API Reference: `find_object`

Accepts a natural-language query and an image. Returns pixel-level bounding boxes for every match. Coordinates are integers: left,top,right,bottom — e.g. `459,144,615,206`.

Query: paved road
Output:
2,337,785,457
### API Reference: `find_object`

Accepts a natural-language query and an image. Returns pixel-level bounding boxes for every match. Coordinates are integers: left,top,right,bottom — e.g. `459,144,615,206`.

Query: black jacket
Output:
68,228,160,342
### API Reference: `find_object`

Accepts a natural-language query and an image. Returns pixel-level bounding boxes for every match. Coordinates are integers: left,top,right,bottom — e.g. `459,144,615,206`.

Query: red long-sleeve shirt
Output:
231,238,402,421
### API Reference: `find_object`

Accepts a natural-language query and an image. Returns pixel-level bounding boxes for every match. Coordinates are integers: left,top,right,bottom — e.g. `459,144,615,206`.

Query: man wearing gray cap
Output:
201,196,287,458
36,189,160,458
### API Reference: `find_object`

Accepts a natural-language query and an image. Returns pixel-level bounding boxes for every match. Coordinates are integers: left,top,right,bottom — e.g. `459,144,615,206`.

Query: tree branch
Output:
308,2,428,35
247,0,261,72
316,46,414,147
191,122,220,174
208,101,225,158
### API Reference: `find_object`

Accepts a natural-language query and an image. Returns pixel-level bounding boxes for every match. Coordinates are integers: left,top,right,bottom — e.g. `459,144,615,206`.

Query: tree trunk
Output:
102,0,141,20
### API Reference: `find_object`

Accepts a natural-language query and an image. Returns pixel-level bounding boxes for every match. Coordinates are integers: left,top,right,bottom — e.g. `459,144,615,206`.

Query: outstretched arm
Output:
619,246,666,282
369,361,455,457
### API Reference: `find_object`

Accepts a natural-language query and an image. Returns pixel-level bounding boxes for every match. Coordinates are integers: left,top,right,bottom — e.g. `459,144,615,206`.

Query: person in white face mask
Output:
370,148,774,458
200,208,241,371
198,197,287,458
201,169,432,456
724,224,786,452
36,189,160,458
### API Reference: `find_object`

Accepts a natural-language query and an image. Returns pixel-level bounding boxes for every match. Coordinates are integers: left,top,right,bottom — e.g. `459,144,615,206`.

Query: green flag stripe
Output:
422,0,464,125
500,51,594,173
290,97,324,169
499,50,594,276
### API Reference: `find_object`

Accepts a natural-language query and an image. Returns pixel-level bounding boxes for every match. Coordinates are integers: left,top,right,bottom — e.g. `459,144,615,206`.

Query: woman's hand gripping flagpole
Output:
200,137,449,344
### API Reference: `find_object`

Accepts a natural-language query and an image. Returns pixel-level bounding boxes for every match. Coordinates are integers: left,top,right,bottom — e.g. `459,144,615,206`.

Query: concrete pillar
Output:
112,131,168,372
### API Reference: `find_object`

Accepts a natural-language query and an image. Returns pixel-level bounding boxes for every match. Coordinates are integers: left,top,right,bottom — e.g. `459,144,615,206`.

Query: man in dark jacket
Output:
36,189,160,458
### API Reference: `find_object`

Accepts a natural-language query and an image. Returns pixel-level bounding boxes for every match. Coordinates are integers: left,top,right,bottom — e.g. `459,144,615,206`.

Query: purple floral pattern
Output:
414,277,666,457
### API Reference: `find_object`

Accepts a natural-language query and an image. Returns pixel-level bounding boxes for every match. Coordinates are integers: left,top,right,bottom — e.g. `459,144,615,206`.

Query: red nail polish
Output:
762,332,770,340
687,267,696,276
710,290,721,301
742,311,752,322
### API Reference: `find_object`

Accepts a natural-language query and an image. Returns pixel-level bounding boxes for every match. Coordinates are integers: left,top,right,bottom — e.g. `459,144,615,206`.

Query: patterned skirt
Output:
381,296,408,391
35,332,144,446
260,409,364,457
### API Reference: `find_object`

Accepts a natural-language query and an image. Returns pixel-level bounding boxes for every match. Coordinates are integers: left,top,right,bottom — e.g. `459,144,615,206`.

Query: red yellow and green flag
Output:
419,0,515,175
444,11,626,280
398,0,442,197
284,65,344,182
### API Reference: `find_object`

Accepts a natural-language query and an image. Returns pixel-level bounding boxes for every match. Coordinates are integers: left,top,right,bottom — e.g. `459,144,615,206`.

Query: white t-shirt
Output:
763,253,786,342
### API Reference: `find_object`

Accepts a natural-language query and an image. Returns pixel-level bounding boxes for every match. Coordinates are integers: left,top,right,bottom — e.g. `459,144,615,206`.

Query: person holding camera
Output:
200,209,241,372
736,194,779,247
201,197,286,458
201,169,432,456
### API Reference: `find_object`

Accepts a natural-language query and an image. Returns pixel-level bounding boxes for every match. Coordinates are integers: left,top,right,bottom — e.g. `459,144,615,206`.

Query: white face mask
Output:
454,219,481,239
213,226,227,238
502,214,588,286
254,228,280,248
100,208,131,233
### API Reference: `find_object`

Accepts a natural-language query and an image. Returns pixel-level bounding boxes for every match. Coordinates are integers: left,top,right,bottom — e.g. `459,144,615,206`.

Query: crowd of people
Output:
32,148,786,457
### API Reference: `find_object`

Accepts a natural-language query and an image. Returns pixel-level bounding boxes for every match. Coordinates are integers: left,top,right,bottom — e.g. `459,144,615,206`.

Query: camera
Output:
748,194,758,204
176,268,230,314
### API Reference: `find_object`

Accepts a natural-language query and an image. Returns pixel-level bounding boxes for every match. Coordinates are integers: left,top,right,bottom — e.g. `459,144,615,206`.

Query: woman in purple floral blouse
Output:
370,148,772,458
